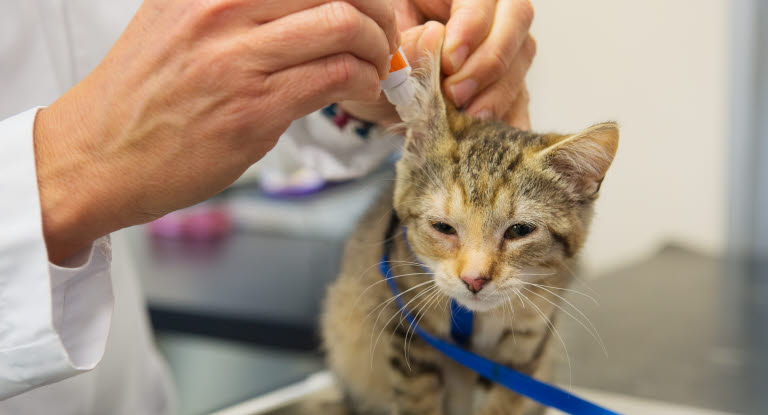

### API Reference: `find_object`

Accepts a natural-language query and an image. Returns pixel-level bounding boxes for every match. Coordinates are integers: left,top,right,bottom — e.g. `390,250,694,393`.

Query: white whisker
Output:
370,283,437,363
375,284,438,365
404,288,442,366
560,261,599,297
367,279,435,322
351,271,433,314
354,259,421,282
520,286,607,357
520,281,598,305
518,291,572,390
504,292,517,344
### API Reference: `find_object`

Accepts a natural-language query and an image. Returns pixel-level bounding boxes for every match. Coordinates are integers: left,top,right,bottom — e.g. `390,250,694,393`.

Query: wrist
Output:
33,89,118,264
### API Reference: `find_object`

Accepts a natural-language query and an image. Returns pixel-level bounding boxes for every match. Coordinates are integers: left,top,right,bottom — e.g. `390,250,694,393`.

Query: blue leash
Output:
449,299,473,346
380,215,621,415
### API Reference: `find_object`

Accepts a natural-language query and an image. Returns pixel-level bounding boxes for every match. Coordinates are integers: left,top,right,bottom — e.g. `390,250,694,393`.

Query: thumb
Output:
400,21,445,70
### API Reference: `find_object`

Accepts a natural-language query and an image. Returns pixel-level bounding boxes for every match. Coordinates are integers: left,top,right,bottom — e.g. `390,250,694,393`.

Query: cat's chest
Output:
442,315,511,415
469,313,510,354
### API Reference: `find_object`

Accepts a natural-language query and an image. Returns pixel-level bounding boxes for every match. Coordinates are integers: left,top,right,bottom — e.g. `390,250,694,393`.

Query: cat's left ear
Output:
538,122,619,197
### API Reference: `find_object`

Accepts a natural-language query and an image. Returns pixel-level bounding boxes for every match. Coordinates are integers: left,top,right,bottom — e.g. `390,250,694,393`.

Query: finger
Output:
251,2,391,78
247,0,399,54
446,31,535,109
338,99,400,126
400,21,446,69
468,82,530,130
393,0,425,31
444,0,535,107
410,0,452,22
267,53,382,120
461,37,535,120
505,85,530,130
441,0,497,75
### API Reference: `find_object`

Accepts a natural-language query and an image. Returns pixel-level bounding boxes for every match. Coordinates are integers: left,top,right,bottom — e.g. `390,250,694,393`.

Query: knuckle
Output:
324,55,380,101
325,53,358,87
524,35,537,61
380,1,396,30
487,48,510,75
466,7,492,32
517,0,535,28
517,85,530,104
489,82,517,110
325,1,363,42
192,0,237,21
363,69,381,100
503,77,522,99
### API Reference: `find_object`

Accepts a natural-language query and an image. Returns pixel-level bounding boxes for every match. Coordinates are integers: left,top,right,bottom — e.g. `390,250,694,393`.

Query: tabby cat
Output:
320,52,619,415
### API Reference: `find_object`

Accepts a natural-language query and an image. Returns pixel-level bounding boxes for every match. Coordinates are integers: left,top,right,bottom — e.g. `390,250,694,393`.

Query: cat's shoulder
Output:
337,182,396,280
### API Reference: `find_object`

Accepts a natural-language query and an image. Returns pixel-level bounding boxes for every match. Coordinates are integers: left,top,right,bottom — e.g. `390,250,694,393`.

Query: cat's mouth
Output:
445,281,509,313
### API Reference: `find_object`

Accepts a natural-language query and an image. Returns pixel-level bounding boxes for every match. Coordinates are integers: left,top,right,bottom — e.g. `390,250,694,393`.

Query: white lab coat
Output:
0,1,398,414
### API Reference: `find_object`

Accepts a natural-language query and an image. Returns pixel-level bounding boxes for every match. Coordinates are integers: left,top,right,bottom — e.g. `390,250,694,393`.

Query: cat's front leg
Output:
473,328,553,415
473,383,544,415
386,324,445,415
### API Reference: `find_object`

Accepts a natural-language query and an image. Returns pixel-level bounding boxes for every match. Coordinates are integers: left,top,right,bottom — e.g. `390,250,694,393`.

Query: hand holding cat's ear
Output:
440,0,536,128
540,123,620,197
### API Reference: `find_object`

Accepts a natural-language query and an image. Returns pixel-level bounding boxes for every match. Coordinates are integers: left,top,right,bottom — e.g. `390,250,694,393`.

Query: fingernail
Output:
449,45,470,72
474,109,494,121
450,78,477,107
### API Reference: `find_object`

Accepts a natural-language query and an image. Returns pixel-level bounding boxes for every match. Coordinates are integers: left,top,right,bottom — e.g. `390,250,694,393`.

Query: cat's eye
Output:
432,222,457,235
505,223,535,239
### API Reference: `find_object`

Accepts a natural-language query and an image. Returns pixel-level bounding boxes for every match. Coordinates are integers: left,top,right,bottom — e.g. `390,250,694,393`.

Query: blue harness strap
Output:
381,215,621,415
449,299,473,346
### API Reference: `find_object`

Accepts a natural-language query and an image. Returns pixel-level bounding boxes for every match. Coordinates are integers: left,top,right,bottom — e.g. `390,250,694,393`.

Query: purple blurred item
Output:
148,203,232,240
259,167,327,198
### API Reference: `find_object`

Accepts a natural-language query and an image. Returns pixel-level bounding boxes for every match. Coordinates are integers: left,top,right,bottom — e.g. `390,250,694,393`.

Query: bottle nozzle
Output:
380,47,416,111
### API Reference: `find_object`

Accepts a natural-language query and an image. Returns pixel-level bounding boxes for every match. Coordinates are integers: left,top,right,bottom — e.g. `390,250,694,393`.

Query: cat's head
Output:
392,56,619,312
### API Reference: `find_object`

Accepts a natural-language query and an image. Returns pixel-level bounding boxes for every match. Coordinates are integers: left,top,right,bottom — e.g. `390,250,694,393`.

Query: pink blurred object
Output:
148,203,232,240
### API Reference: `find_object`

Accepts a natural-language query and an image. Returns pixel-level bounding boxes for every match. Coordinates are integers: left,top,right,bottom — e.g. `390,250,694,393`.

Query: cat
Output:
320,51,619,415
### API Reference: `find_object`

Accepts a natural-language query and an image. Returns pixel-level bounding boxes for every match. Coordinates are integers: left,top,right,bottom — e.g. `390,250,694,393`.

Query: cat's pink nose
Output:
461,275,490,294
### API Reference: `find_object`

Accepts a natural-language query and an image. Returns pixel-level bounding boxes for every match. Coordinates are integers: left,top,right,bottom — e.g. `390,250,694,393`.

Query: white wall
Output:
527,0,729,274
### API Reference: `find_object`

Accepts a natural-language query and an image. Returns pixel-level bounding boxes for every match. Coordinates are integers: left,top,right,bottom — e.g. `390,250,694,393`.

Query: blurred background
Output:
17,0,767,413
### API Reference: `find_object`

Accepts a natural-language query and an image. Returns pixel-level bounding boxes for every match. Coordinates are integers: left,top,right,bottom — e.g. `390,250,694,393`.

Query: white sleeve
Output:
268,106,403,181
0,108,114,400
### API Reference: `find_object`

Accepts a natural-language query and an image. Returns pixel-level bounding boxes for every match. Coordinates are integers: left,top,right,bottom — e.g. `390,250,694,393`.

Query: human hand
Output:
33,0,398,263
341,0,534,129
438,0,535,128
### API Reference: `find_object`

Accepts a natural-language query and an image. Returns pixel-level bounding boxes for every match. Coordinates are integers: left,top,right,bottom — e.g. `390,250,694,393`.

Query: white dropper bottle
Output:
380,47,416,113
